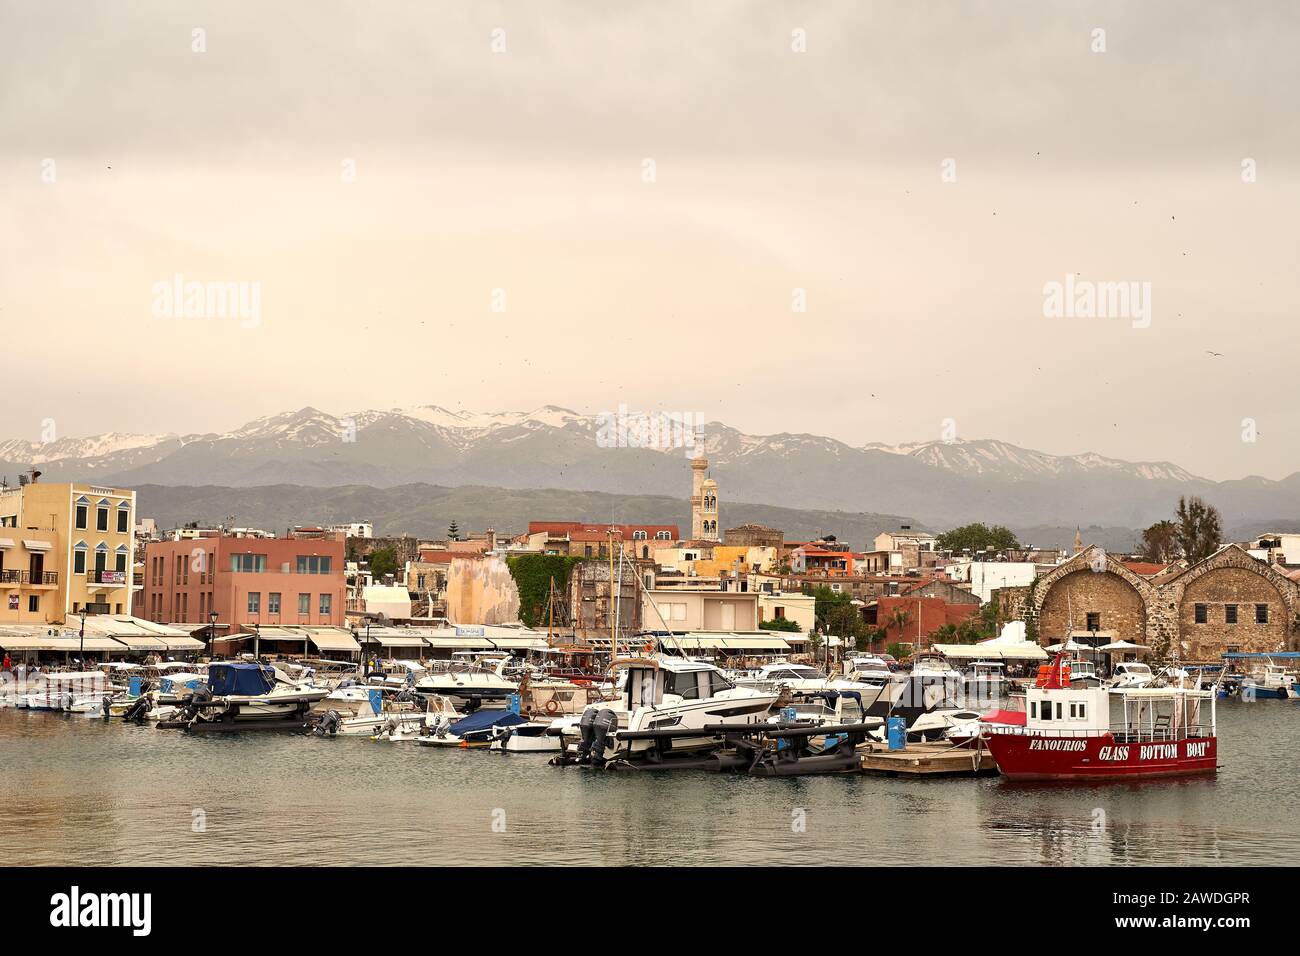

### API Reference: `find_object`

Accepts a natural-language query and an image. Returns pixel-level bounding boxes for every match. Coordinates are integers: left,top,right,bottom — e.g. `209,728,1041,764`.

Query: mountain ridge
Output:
3,405,1296,532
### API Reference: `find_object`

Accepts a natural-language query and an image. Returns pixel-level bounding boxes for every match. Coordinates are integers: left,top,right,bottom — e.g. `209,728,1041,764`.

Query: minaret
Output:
690,457,709,539
701,476,719,541
1073,527,1083,555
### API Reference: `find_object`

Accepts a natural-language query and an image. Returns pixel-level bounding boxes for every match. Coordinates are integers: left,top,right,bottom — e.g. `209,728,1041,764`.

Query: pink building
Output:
141,536,347,631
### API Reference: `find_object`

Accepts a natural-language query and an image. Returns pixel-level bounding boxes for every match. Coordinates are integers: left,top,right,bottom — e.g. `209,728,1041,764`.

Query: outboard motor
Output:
588,709,619,767
575,707,598,763
123,695,152,722
312,709,343,737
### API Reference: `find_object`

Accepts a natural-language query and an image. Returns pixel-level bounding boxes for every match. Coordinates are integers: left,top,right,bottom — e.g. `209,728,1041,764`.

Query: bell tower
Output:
690,457,719,541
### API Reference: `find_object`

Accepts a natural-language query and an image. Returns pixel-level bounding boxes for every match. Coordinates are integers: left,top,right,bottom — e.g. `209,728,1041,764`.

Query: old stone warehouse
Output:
1000,544,1299,660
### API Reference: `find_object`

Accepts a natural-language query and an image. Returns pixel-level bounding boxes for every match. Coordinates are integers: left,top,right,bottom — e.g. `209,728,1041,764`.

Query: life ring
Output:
544,699,560,715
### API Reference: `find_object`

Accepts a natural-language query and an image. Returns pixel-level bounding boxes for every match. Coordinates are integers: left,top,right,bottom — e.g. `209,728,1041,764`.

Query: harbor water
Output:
2,700,1297,866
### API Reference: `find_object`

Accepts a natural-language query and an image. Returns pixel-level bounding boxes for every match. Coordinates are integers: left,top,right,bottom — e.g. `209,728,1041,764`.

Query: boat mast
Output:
609,526,617,660
613,532,624,657
546,575,556,649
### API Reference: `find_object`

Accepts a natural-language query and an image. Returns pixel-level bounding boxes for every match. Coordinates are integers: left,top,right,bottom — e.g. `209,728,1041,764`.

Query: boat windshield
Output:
664,668,735,700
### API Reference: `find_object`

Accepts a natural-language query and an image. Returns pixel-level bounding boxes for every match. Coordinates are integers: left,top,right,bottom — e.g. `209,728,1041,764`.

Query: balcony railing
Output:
0,570,58,585
86,569,128,585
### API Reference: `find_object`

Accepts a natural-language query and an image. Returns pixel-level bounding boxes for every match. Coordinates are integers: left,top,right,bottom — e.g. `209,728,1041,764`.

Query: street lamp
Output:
208,610,218,656
79,607,86,664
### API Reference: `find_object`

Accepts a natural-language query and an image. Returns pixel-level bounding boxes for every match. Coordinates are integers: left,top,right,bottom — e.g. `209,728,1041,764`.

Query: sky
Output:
2,0,1298,480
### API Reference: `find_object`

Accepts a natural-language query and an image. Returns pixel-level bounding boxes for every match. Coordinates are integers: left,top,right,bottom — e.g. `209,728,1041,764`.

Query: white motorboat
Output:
415,659,518,709
1108,661,1156,689
561,656,781,764
314,691,460,737
911,652,964,682
184,662,328,724
736,662,832,694
489,720,564,753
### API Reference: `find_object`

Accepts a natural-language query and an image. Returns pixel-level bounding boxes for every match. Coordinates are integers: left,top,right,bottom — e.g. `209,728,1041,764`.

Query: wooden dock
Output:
858,741,1000,777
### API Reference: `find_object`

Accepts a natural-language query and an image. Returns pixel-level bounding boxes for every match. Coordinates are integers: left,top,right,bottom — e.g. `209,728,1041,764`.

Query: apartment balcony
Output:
85,569,129,587
0,569,58,587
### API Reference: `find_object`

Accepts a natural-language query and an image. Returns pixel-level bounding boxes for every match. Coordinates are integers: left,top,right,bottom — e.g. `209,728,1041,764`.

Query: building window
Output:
1194,603,1207,624
1225,604,1238,625
247,592,261,614
116,505,129,533
298,593,310,615
28,595,38,613
319,593,332,616
1256,604,1269,624
774,606,786,619
73,547,87,574
268,592,281,614
632,530,646,540
75,504,88,529
96,506,109,532
115,551,127,573
1085,612,1100,631
230,554,267,573
296,555,332,574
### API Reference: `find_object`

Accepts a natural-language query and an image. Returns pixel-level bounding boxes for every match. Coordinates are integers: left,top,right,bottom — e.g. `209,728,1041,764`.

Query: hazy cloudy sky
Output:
2,1,1297,480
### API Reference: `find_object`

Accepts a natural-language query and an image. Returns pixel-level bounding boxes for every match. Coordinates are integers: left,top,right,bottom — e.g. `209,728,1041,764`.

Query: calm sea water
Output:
1,700,1296,866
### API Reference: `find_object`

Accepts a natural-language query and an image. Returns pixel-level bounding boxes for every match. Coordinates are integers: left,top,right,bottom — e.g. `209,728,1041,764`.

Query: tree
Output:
368,546,399,579
447,521,460,541
759,617,804,633
936,523,1020,552
1140,519,1179,563
1174,496,1222,564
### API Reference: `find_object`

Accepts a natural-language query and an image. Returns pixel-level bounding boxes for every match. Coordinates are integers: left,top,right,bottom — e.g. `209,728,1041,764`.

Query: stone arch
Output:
1158,544,1299,657
1030,547,1157,649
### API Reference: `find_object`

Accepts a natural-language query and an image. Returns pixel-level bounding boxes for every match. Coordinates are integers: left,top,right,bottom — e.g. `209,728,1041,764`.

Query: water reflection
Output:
0,700,1296,866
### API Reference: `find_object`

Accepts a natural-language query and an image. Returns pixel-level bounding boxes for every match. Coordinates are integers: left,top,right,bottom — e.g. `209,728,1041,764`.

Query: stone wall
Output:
1023,544,1299,660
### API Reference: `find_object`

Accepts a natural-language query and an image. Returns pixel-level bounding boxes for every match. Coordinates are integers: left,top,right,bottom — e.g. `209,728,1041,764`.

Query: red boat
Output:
982,655,1218,781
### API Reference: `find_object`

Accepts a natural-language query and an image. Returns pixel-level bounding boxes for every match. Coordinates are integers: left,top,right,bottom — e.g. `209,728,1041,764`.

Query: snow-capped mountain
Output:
0,405,1294,529
862,438,1199,483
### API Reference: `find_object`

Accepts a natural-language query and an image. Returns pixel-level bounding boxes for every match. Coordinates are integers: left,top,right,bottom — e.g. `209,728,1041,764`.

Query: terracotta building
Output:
140,536,346,630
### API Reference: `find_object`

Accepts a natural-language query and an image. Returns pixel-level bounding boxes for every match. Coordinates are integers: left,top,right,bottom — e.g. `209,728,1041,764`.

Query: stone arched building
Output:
1022,544,1298,660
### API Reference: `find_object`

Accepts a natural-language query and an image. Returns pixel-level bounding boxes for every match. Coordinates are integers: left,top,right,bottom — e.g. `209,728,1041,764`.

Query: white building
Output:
947,561,1040,602
327,522,374,539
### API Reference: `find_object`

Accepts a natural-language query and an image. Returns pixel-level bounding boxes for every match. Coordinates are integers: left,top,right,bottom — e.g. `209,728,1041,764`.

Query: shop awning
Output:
362,634,427,648
667,633,792,652
306,629,362,653
937,642,1048,661
0,631,127,653
112,634,170,652
22,539,52,551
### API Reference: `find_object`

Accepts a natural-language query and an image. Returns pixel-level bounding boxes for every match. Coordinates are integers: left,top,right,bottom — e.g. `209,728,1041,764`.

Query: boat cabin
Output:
1025,683,1215,742
623,659,735,709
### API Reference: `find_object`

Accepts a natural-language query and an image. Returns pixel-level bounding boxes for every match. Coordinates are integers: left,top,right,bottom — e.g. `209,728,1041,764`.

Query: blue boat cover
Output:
208,662,274,696
449,709,528,736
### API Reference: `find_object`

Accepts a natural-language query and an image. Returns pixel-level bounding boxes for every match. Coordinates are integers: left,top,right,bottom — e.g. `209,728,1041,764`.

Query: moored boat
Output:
982,655,1218,781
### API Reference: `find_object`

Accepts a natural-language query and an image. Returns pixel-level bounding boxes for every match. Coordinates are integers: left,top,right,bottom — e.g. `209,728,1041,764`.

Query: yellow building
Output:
0,478,136,624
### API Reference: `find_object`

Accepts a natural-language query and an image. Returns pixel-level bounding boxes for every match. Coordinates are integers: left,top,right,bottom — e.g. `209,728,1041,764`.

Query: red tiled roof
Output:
1122,561,1169,576
529,521,679,540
